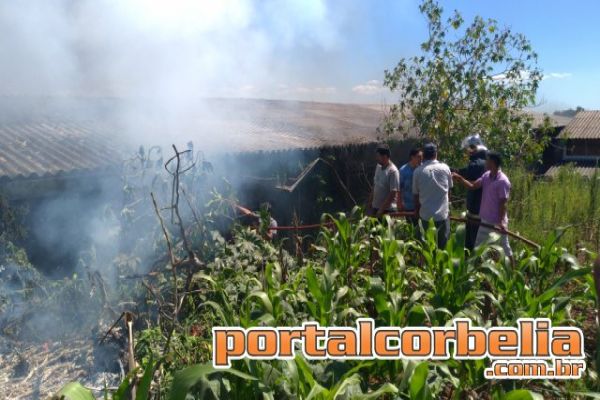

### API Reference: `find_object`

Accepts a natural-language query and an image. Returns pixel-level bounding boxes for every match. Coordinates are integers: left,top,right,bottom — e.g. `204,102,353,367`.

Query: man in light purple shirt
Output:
452,151,513,261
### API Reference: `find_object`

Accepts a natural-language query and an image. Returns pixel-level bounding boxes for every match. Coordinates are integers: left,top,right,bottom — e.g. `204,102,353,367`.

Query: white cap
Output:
461,134,485,150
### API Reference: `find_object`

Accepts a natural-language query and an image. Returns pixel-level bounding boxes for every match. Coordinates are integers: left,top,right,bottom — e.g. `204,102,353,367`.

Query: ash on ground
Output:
0,262,128,399
0,335,123,399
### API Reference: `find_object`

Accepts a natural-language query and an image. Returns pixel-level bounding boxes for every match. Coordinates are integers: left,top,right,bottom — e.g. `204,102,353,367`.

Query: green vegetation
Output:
52,201,598,399
0,147,590,399
509,166,600,251
10,1,600,397
383,0,546,165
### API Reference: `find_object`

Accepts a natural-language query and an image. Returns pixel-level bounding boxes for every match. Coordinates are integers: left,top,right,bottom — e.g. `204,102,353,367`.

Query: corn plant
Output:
53,208,599,399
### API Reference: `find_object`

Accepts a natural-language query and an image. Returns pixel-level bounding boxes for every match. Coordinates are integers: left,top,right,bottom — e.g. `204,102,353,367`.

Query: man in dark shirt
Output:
399,147,423,225
458,135,487,251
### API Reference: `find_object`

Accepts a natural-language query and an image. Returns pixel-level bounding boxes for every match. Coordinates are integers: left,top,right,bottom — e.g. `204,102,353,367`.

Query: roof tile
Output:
560,110,600,139
0,98,574,180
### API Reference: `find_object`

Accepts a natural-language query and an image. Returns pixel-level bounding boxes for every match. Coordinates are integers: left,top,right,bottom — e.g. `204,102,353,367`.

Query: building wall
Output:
2,140,421,274
225,140,418,225
565,139,600,158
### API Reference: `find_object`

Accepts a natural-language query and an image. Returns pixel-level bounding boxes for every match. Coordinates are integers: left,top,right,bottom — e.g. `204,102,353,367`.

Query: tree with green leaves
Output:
382,0,546,165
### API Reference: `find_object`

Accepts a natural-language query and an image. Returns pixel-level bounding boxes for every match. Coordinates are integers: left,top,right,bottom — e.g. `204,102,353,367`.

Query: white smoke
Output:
0,0,362,146
0,0,343,97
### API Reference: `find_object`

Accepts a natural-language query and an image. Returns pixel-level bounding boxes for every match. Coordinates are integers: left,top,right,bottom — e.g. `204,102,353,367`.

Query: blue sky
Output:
262,0,600,110
450,0,600,110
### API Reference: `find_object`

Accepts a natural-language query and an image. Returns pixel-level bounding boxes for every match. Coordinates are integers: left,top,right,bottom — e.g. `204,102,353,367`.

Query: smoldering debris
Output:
0,0,383,397
0,337,122,399
0,144,224,397
0,250,162,399
0,259,126,399
0,259,113,341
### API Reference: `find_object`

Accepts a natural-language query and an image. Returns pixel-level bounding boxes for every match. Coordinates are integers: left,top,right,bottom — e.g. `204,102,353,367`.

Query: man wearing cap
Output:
412,143,453,248
457,135,488,251
368,144,400,218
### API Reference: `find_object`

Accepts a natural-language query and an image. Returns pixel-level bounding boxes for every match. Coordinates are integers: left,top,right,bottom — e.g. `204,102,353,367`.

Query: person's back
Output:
460,147,487,214
413,159,452,221
458,144,487,252
399,163,416,210
412,143,453,249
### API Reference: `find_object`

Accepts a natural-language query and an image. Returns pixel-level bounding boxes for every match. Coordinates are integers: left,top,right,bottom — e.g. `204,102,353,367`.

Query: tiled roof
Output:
0,97,573,180
522,112,571,128
178,99,388,152
0,121,120,180
0,98,388,180
560,110,600,139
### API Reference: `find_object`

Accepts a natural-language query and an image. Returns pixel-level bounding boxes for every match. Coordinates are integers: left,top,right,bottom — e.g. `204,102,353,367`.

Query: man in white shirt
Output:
412,143,453,248
368,144,400,218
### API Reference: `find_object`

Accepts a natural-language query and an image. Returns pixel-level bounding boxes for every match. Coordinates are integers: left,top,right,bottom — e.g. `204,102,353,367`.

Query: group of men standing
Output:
368,136,513,259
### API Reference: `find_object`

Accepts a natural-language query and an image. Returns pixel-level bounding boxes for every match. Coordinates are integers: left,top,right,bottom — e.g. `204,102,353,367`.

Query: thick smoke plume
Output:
0,0,356,146
0,1,362,344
